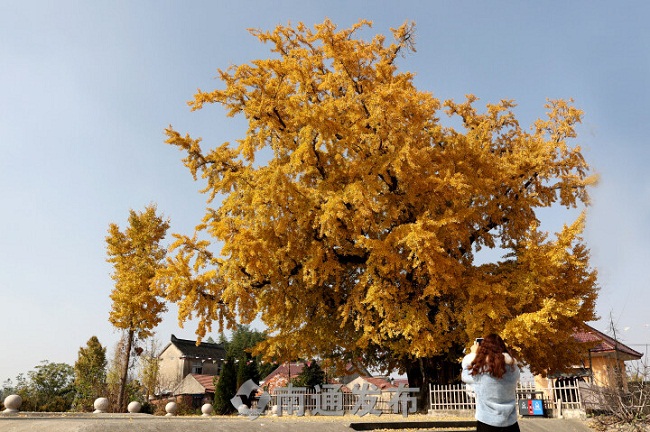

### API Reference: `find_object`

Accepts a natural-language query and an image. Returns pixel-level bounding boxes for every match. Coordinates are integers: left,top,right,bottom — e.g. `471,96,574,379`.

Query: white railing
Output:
429,381,584,414
429,383,476,411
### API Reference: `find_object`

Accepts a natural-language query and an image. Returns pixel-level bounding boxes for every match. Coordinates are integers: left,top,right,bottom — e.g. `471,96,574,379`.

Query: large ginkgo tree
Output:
156,20,598,406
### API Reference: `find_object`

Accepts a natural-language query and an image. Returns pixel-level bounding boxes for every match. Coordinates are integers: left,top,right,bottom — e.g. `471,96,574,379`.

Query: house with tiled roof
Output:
345,376,404,412
174,373,216,394
535,324,643,392
259,362,308,393
157,335,226,392
260,361,371,393
346,376,398,391
572,324,643,387
171,373,216,408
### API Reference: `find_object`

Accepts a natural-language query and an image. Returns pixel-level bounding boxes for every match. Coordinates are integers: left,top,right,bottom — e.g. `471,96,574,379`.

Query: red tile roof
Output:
574,324,643,360
359,376,397,390
261,362,306,383
190,373,216,392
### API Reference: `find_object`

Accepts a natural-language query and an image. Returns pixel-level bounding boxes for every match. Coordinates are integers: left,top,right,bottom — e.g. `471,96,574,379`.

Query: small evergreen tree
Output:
258,361,279,381
214,355,237,414
226,325,266,386
227,325,266,359
73,336,107,411
293,360,325,389
236,355,259,389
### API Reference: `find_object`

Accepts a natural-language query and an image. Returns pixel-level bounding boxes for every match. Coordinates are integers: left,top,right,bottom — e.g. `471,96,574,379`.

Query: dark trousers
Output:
476,420,521,432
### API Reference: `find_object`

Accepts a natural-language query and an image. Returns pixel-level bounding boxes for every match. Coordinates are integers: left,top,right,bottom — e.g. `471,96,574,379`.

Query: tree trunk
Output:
406,355,462,412
117,329,134,413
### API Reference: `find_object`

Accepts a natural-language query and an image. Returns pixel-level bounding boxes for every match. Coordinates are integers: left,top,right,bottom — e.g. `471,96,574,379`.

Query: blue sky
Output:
2,1,649,382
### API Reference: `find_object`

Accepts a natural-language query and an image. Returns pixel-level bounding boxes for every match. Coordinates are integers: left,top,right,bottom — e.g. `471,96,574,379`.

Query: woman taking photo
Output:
461,334,520,432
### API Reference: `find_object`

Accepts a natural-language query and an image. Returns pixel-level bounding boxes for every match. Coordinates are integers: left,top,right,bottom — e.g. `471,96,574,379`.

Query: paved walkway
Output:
0,413,594,432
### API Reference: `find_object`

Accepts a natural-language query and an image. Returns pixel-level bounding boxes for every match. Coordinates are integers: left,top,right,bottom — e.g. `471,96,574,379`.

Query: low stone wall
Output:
2,394,214,418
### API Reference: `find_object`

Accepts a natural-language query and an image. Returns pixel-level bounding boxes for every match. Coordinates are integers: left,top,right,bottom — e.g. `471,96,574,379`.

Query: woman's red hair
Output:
469,333,514,379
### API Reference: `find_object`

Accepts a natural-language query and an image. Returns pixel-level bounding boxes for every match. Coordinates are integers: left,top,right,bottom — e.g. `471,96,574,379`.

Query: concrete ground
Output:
0,413,595,432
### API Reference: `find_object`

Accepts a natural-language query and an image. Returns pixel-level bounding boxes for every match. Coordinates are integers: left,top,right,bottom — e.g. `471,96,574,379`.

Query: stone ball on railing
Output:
93,397,109,413
2,394,22,414
201,403,213,416
165,401,178,416
127,401,141,413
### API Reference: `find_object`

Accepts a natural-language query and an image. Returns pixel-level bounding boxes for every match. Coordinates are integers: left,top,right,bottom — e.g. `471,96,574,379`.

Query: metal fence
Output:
552,378,583,411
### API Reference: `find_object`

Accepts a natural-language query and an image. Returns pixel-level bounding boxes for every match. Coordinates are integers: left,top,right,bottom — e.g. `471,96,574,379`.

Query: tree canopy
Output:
226,325,267,359
10,361,75,412
157,19,598,384
107,204,169,338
